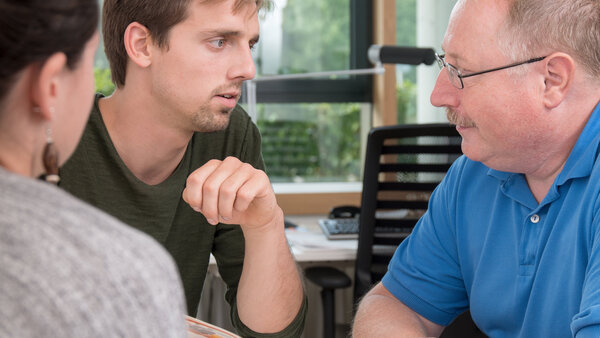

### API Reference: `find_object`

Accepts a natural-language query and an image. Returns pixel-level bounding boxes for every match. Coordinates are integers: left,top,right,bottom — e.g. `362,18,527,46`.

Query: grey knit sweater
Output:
0,168,187,337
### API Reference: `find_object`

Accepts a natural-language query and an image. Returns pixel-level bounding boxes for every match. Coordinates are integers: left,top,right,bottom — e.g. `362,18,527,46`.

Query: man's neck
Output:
98,90,193,185
526,170,562,204
524,85,600,203
524,133,576,204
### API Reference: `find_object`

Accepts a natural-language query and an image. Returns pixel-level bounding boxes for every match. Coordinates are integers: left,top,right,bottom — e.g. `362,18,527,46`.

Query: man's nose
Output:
229,45,256,81
430,68,459,108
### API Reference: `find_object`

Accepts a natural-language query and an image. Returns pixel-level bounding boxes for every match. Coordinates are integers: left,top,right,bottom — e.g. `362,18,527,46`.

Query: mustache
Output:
446,108,476,128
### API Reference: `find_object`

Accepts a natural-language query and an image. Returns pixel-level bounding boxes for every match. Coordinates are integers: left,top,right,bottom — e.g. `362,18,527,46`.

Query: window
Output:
242,0,373,187
396,0,417,124
412,0,457,124
394,0,455,125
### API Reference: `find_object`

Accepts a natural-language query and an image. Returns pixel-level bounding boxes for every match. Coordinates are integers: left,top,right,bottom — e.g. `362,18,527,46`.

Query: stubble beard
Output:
190,82,242,132
191,105,234,133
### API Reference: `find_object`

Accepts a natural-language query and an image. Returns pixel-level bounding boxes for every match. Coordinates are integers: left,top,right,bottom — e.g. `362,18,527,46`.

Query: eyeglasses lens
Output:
446,65,463,89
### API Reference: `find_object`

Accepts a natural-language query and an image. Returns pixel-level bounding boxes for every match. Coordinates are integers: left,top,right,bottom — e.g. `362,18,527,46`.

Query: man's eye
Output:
209,39,226,48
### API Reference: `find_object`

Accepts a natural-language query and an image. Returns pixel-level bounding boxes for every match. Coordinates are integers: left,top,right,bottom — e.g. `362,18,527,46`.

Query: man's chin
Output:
192,108,233,132
220,106,235,115
459,138,479,160
461,143,496,168
215,107,234,127
201,119,231,133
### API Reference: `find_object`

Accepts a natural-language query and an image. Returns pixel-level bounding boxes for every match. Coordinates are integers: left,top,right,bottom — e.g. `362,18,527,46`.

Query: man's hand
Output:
182,156,279,230
183,157,303,333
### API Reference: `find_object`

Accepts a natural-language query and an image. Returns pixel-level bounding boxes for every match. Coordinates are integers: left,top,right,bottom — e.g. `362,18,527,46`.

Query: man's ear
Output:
30,52,67,121
542,52,575,109
123,22,153,68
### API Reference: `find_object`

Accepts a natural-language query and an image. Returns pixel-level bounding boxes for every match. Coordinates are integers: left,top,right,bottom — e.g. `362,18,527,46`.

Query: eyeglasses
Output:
435,53,547,89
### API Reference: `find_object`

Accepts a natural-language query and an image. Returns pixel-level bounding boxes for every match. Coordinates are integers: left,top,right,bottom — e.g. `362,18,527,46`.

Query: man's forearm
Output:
236,208,304,333
353,283,443,337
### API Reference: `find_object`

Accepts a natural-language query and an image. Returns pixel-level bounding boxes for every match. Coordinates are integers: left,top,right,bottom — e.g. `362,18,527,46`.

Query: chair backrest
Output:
353,123,462,301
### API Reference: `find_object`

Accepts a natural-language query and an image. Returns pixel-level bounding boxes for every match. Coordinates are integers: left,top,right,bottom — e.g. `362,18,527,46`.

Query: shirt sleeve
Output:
230,296,308,338
572,206,600,337
216,111,307,337
381,157,470,326
213,223,308,338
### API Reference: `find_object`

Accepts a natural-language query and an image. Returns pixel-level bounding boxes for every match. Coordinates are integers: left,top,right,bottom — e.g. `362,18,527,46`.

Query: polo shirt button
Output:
530,214,540,223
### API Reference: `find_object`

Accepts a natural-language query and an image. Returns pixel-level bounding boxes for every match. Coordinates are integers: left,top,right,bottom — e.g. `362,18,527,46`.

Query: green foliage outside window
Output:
397,80,417,124
94,68,115,96
396,0,418,124
255,0,418,183
278,0,350,74
257,102,362,183
256,77,416,183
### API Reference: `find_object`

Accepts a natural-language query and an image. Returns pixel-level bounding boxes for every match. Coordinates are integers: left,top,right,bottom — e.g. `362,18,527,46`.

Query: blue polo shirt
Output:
382,102,600,338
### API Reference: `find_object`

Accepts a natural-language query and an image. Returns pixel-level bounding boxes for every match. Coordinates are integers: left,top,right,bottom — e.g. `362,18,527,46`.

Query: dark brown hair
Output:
0,0,99,102
102,0,264,88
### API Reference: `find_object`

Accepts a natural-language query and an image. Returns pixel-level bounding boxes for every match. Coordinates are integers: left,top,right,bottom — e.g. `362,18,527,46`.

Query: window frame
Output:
243,0,373,104
244,0,374,214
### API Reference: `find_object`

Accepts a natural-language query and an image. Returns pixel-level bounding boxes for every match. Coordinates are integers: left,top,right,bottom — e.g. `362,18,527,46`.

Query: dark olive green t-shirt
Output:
60,94,306,337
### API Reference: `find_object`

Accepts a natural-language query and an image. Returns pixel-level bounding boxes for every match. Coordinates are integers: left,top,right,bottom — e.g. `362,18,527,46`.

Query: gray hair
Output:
498,0,600,79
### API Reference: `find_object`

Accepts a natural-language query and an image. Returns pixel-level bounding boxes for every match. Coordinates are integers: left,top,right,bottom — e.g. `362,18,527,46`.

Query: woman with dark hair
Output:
0,1,186,336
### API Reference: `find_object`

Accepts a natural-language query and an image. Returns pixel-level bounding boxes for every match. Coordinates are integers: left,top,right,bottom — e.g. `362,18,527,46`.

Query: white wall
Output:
416,0,457,123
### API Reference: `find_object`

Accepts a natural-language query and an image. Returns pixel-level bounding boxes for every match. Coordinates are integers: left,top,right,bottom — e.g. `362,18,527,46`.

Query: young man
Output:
59,0,306,336
353,0,600,337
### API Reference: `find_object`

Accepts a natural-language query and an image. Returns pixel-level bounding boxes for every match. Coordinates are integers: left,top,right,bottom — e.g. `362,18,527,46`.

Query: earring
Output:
42,113,60,184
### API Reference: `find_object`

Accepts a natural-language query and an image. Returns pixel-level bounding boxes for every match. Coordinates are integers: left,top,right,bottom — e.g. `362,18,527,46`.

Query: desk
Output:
285,214,357,262
198,215,358,338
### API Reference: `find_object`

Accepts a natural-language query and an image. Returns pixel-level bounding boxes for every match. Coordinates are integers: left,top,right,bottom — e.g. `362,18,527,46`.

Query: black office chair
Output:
305,123,485,338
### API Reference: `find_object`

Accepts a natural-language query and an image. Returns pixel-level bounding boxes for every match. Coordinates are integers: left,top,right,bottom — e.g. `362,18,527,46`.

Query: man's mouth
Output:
215,91,240,100
213,92,239,109
213,83,242,107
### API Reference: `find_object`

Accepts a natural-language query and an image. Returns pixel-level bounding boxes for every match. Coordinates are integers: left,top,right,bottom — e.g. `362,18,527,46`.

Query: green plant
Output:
94,68,115,96
257,103,361,183
397,80,417,124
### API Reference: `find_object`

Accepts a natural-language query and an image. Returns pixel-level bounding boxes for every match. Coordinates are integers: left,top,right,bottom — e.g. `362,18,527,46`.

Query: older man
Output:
353,0,600,337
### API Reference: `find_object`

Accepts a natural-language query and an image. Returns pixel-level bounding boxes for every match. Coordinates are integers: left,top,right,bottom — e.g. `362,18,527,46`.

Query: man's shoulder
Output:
60,96,110,184
72,93,105,147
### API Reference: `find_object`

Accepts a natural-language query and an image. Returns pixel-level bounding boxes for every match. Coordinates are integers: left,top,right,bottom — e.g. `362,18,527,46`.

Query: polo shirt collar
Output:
485,100,600,207
555,101,600,185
